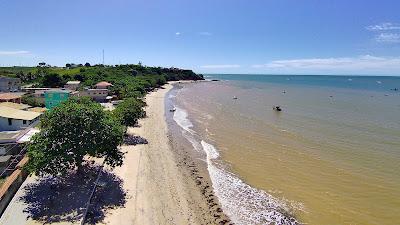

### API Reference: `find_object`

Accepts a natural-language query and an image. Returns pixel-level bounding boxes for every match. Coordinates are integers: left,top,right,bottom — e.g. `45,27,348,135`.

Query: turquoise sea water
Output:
206,74,400,92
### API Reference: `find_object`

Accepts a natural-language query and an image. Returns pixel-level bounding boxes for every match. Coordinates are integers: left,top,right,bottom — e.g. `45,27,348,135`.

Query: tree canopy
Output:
113,98,146,128
42,73,64,87
26,97,124,176
0,64,203,97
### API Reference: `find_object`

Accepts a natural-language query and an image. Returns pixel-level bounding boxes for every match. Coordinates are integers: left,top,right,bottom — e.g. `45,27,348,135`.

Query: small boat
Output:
273,106,282,111
170,107,176,112
233,96,238,100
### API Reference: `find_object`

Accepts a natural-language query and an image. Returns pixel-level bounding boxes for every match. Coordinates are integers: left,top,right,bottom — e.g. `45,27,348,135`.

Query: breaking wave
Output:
173,107,301,225
173,107,194,133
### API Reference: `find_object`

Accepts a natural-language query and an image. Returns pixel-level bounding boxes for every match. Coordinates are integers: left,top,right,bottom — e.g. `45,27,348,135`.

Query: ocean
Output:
168,75,400,225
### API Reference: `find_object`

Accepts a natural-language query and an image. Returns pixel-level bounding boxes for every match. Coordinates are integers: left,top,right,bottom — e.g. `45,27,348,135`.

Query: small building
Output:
80,88,109,102
0,77,21,92
64,81,81,90
44,89,74,109
0,93,22,103
95,81,113,89
0,106,42,131
0,102,31,110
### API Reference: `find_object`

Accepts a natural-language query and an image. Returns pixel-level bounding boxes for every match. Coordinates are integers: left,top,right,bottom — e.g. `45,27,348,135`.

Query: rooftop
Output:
45,89,73,93
0,93,21,100
0,131,21,141
66,81,81,85
0,106,42,120
95,81,113,87
0,102,31,110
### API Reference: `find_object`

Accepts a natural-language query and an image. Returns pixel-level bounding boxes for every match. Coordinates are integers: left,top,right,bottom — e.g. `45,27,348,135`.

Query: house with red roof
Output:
95,81,113,89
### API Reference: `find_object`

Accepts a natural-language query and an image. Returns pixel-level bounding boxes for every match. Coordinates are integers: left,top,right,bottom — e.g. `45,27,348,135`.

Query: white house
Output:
80,88,109,102
0,106,42,131
64,81,81,90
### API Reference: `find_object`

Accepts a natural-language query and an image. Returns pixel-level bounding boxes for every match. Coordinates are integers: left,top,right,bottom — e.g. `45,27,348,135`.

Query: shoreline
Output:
103,82,231,224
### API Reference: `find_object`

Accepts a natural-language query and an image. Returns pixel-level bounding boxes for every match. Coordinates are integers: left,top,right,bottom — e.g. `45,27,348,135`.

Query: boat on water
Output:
233,96,238,99
273,106,282,111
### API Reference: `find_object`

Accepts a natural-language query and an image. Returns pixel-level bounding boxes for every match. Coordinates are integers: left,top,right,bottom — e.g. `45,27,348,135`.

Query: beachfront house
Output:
0,93,23,104
95,81,113,89
0,102,31,110
80,88,109,102
0,106,41,131
44,89,73,109
64,81,81,90
0,77,21,92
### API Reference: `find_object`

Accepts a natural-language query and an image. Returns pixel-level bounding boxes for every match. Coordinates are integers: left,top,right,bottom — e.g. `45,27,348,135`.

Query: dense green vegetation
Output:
0,64,203,99
21,94,45,107
15,63,202,176
113,98,146,130
26,97,125,176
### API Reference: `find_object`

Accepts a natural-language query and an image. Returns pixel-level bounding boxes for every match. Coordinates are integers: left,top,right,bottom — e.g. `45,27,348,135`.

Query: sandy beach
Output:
102,82,231,225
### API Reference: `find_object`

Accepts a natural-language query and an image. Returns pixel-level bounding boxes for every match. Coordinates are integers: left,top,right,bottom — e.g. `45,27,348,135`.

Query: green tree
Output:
73,73,84,81
26,97,124,176
42,73,64,87
84,62,91,67
113,98,146,129
21,94,45,107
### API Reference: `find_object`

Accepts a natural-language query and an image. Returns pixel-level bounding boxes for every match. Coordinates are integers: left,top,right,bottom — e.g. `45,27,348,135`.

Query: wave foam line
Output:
173,107,195,133
172,106,300,225
201,141,300,225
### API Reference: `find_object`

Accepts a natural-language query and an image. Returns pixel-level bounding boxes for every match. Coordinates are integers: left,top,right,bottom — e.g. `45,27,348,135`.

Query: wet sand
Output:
103,82,231,225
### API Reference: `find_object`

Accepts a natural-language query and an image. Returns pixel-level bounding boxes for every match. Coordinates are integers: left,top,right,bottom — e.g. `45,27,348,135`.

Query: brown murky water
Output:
173,80,400,225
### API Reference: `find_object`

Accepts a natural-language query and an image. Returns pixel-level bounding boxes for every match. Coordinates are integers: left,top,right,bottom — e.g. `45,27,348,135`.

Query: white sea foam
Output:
173,107,194,133
173,106,300,225
201,140,220,160
201,141,300,225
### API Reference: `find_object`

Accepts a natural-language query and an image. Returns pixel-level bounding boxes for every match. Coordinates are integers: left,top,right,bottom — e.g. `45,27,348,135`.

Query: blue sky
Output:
1,0,400,75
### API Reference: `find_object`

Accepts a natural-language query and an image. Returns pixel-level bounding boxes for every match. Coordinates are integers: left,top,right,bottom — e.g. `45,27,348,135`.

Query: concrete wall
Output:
81,89,108,102
0,117,38,131
0,156,28,216
64,83,80,90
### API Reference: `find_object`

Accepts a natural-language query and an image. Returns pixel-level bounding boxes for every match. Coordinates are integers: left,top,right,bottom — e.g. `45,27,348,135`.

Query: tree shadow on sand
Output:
20,164,126,224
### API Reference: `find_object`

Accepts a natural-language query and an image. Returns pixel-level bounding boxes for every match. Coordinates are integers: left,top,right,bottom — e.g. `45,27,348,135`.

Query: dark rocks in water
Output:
123,135,148,145
211,79,220,81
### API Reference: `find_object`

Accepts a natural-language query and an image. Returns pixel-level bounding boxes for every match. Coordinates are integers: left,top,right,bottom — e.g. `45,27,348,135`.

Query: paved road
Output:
0,176,80,225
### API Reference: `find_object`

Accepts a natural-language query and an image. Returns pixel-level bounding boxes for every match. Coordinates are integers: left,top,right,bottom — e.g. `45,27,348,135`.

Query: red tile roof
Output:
95,81,112,87
0,93,21,100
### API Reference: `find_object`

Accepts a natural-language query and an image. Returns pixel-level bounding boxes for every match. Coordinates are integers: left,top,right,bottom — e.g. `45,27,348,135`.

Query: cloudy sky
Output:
1,0,400,75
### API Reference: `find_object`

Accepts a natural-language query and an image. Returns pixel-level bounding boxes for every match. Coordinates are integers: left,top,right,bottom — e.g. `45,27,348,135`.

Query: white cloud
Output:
175,32,181,36
375,33,400,43
0,50,30,55
366,22,400,31
199,32,212,36
253,55,400,71
201,64,240,69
